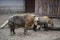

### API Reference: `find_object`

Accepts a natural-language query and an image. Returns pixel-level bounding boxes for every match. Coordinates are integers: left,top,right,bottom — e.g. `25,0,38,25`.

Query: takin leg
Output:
33,24,37,31
24,24,29,35
10,25,16,35
12,23,16,34
8,23,16,35
24,27,27,35
13,29,15,34
43,23,48,31
36,23,43,31
38,24,42,31
24,26,28,35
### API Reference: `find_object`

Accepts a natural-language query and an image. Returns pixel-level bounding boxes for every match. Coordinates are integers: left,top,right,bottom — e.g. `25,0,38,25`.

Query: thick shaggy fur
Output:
8,16,25,35
0,14,35,35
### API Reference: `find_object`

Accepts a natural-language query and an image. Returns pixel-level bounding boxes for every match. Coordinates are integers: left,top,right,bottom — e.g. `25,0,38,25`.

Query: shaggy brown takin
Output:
0,14,35,35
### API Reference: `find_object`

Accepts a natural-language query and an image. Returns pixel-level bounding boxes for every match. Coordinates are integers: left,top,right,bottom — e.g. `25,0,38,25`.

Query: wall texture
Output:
35,0,48,16
35,0,60,18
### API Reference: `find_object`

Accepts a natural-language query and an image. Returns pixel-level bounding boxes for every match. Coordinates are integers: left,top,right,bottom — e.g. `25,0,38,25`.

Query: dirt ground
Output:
0,14,60,40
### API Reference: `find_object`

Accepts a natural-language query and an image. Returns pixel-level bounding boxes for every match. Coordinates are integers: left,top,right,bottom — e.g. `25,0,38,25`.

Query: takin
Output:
0,14,37,35
33,16,54,31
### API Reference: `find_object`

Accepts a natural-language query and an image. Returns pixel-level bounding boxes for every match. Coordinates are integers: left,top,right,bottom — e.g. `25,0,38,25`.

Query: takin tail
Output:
0,15,15,29
0,20,8,29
